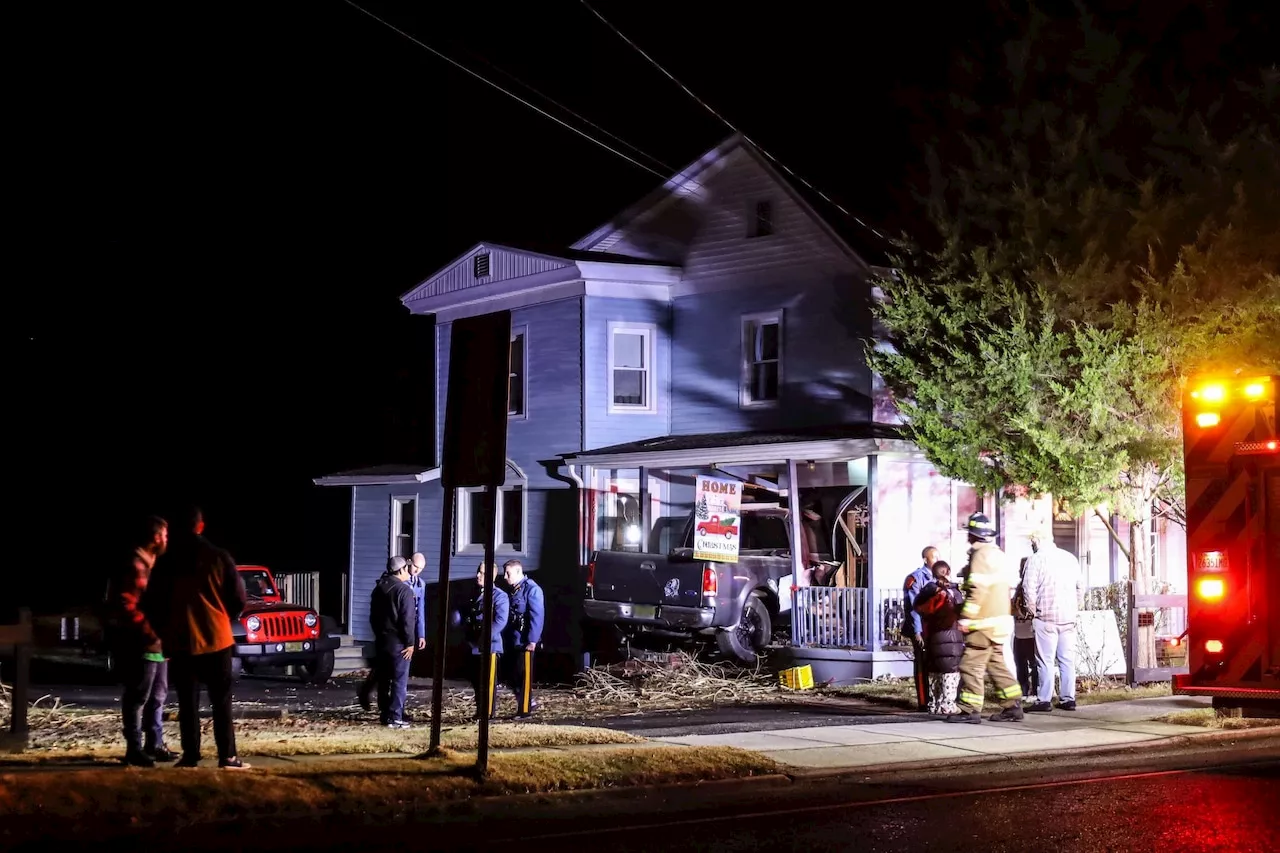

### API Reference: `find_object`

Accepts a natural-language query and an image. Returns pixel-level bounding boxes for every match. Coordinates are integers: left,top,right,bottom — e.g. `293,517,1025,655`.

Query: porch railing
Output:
791,587,873,649
274,571,321,613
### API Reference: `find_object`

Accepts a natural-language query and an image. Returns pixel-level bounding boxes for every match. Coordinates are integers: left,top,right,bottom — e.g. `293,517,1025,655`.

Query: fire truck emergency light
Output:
1195,412,1221,427
1191,383,1227,403
1235,439,1279,455
1196,577,1226,601
1204,639,1224,654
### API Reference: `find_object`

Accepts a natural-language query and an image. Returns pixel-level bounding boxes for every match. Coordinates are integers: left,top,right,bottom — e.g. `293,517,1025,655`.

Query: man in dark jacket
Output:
460,562,508,720
105,515,175,767
369,556,416,728
146,507,249,769
502,560,543,718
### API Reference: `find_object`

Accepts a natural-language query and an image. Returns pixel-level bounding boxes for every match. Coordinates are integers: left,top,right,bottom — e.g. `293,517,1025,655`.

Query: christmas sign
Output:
693,475,742,563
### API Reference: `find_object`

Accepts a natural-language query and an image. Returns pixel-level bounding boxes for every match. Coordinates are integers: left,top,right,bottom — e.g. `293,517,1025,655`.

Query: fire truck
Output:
1173,372,1279,714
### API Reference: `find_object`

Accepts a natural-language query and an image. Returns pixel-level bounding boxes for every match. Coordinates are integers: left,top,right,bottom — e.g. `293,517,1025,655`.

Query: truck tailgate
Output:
591,550,705,608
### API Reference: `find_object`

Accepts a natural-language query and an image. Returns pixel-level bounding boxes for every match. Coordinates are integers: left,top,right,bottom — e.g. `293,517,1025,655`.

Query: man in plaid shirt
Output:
1021,529,1084,711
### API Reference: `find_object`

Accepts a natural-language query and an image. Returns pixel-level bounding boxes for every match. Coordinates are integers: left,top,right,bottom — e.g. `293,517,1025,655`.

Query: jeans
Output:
118,656,169,752
376,646,411,724
1034,619,1078,703
1013,636,1039,698
170,647,237,762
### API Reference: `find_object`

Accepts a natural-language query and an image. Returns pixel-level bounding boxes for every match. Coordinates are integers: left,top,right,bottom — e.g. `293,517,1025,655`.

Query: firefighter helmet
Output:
964,512,997,542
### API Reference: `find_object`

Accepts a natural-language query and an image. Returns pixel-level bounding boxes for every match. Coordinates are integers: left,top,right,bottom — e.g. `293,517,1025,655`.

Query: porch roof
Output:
312,464,440,487
561,424,918,468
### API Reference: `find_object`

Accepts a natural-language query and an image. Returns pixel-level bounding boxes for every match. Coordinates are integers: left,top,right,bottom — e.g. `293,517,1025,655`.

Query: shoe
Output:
989,703,1025,722
385,720,411,730
174,754,201,768
945,711,983,724
357,687,373,713
146,746,178,762
1057,699,1077,711
122,750,155,768
219,757,252,770
1025,701,1053,713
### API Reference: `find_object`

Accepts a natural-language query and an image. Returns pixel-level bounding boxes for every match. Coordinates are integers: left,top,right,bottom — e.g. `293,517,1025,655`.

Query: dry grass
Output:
1074,681,1170,705
0,746,777,842
1155,708,1280,730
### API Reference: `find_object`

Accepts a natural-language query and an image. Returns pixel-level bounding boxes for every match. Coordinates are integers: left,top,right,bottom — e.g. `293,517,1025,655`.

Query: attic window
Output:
473,253,491,278
748,200,773,238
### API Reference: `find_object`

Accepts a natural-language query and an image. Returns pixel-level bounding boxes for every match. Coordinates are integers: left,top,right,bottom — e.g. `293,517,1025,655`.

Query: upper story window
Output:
473,252,491,278
390,496,417,559
748,200,774,238
742,311,782,407
608,321,657,414
509,326,527,418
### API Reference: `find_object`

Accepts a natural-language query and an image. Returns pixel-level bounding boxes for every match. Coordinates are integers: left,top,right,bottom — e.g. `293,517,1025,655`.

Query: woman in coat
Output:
913,561,965,716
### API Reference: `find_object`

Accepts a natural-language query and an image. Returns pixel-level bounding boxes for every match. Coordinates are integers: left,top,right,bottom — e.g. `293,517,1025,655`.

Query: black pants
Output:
1014,636,1039,698
911,641,929,710
504,647,536,716
470,651,500,719
169,647,237,763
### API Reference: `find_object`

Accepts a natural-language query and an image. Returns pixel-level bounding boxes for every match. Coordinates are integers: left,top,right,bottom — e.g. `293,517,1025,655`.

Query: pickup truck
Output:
583,505,794,663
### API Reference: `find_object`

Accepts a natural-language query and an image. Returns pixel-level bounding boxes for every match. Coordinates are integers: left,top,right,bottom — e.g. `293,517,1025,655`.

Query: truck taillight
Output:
1205,639,1224,654
1196,577,1225,601
702,567,718,597
586,561,596,588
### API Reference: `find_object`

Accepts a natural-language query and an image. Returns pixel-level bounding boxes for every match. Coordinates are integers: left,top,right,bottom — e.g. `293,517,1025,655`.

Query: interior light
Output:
1204,639,1224,654
1196,412,1221,428
1196,577,1225,601
1192,383,1226,403
624,524,641,544
1169,637,1180,648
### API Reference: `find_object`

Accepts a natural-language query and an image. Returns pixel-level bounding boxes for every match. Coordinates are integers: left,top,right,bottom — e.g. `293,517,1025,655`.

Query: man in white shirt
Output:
1021,529,1084,711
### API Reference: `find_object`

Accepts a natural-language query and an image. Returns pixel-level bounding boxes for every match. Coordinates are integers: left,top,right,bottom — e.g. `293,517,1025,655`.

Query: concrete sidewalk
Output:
648,695,1235,770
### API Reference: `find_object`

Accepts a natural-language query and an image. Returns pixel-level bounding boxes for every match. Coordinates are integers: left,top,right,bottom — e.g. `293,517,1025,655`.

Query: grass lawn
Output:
1155,709,1280,730
0,746,777,843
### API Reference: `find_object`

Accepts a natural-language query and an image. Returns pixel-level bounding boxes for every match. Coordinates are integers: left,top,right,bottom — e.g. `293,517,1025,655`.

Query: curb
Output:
781,726,1280,781
488,772,796,808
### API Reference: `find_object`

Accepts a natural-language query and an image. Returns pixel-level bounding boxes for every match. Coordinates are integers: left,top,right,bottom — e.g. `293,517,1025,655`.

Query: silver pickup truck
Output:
583,506,795,663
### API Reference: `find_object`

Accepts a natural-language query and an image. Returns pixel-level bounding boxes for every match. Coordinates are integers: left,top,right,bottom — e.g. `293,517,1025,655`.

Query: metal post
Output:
786,459,804,647
427,489,456,754
1126,582,1137,688
476,484,499,778
10,609,31,748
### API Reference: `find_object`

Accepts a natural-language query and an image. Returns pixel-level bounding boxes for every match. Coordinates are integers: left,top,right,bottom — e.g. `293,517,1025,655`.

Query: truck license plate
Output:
630,605,657,620
285,642,304,652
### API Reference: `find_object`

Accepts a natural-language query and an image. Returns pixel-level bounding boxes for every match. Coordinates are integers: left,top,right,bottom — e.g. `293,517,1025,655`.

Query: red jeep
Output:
231,565,339,684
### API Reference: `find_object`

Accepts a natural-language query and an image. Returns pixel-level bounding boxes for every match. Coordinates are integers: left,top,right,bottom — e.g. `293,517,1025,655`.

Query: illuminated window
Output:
390,497,417,559
608,322,656,413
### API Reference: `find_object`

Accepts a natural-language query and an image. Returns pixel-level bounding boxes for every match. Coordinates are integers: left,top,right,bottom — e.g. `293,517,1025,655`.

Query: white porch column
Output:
786,458,805,585
867,454,884,651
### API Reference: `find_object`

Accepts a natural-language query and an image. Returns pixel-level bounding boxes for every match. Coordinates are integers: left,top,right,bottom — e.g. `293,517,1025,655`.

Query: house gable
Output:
402,243,578,308
573,134,874,284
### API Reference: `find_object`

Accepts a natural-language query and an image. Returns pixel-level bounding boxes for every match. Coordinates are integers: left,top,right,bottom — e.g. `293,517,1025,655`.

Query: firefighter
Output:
502,559,544,718
947,512,1025,724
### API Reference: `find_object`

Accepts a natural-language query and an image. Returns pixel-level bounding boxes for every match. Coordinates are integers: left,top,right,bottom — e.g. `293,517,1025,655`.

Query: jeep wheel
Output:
716,593,771,664
298,650,335,685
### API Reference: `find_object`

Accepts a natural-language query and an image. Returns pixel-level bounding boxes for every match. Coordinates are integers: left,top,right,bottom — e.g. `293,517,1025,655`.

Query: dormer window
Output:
748,200,773,238
473,253,491,278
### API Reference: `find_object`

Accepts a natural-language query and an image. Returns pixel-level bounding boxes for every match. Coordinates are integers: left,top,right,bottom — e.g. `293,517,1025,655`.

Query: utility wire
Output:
578,0,890,243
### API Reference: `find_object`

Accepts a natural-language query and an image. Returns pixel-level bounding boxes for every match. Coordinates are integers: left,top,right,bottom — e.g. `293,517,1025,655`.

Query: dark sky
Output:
11,1,1275,607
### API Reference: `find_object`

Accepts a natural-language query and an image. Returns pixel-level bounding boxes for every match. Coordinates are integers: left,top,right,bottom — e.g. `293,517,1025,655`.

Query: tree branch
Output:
1094,507,1132,561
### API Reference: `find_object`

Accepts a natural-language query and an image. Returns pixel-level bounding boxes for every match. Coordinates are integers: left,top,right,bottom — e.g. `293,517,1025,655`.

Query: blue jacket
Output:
505,577,544,647
902,564,934,637
409,575,426,644
462,585,508,655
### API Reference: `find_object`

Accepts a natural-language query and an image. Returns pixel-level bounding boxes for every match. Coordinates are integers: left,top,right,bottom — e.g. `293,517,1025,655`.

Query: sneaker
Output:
174,754,201,768
1025,701,1053,713
990,703,1025,722
218,757,252,770
145,746,178,762
945,711,983,724
122,750,155,768
1057,699,1078,711
385,720,411,730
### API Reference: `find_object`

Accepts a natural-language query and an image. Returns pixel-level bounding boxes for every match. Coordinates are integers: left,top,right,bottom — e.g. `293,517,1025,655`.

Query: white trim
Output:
566,438,922,469
405,267,582,315
313,468,440,487
583,280,673,301
390,495,418,559
509,324,529,420
607,321,658,415
456,482,528,557
576,262,681,285
741,310,783,409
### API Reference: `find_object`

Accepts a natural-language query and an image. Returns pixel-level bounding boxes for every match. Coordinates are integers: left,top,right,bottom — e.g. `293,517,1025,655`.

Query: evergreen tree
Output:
696,493,710,521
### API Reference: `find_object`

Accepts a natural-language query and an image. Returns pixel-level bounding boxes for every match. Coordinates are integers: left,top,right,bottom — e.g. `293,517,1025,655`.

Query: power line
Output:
338,0,667,181
578,0,890,243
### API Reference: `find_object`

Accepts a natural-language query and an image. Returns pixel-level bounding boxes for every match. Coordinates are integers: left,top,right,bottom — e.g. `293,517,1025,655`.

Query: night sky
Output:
11,1,1275,610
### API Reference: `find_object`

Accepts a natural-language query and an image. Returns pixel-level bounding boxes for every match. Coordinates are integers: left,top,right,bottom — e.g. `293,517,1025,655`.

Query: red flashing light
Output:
1235,439,1279,455
585,560,596,588
1204,639,1224,654
1196,577,1226,601
702,566,718,597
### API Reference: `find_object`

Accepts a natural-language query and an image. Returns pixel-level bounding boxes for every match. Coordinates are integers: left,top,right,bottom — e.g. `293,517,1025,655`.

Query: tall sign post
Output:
426,310,512,778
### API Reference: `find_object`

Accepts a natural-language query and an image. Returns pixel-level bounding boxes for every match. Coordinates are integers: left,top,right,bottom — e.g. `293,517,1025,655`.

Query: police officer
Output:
459,563,508,721
502,559,544,718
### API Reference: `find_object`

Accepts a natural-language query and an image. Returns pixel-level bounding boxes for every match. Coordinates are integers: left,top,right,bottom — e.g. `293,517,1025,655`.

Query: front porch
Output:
561,425,987,681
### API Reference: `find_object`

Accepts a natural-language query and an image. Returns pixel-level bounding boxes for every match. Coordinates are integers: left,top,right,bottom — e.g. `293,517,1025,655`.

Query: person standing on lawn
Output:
369,555,416,729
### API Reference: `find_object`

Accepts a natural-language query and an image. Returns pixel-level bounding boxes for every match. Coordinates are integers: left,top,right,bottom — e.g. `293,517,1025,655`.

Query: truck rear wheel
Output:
716,594,771,664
